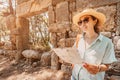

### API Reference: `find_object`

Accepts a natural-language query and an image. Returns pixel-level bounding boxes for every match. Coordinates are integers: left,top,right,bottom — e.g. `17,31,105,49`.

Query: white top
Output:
72,33,117,80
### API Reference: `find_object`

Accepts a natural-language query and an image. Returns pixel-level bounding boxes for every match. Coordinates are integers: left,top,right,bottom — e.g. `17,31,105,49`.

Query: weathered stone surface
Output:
61,64,72,73
48,5,55,24
0,49,5,55
6,15,16,50
115,51,120,58
65,0,75,2
69,31,79,38
69,2,76,12
116,39,120,50
4,50,17,60
71,24,81,32
52,0,64,6
16,17,29,35
16,0,51,17
3,41,13,50
56,1,69,23
22,50,41,59
107,61,120,76
65,38,75,47
58,38,75,47
58,38,66,47
76,0,120,10
76,0,89,10
16,1,33,17
76,5,116,32
51,51,61,70
49,23,70,33
95,6,116,31
113,36,120,50
100,32,112,38
56,22,70,32
56,33,66,42
16,17,29,50
6,15,16,31
40,52,51,66
16,0,29,5
110,75,120,80
113,36,120,45
116,2,120,36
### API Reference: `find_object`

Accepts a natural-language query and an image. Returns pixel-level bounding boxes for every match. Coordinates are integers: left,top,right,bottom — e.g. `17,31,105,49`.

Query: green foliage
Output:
29,12,50,51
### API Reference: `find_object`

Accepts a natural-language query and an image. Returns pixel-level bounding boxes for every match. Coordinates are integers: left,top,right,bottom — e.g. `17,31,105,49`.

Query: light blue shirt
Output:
71,33,117,80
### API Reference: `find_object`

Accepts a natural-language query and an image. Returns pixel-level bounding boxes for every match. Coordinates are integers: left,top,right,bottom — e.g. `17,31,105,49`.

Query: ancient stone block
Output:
100,32,112,38
6,15,16,31
58,38,75,47
22,35,29,49
52,0,64,6
76,0,120,10
69,31,78,38
16,0,51,17
49,24,57,32
61,64,72,73
22,50,41,59
110,75,120,80
16,1,33,17
116,39,120,50
51,51,61,70
107,61,120,76
30,0,50,14
56,1,69,23
65,0,75,2
69,2,76,12
71,24,80,32
40,52,51,66
16,17,29,50
16,35,28,50
113,36,120,45
76,0,89,10
56,33,66,42
16,36,23,50
116,2,120,36
16,0,29,5
58,38,66,47
95,6,116,31
65,38,75,47
49,23,70,33
48,5,55,24
16,17,29,35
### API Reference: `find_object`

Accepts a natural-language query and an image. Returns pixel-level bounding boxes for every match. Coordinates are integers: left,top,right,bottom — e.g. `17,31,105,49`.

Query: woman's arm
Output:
83,63,110,75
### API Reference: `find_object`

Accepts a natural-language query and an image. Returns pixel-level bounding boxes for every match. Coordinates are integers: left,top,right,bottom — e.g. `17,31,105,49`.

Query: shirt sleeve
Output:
102,40,117,64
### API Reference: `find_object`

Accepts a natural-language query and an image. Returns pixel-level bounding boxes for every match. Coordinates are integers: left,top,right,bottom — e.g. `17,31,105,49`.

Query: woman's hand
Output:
83,62,100,75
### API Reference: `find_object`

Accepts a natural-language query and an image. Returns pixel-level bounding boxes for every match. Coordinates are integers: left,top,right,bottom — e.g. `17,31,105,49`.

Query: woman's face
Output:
78,15,97,33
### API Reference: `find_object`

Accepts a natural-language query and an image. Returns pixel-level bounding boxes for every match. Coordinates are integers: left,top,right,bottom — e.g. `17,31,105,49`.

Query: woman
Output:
71,9,117,80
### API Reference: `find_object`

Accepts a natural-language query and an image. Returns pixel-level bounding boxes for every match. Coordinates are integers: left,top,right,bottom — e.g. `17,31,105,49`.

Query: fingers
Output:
83,62,99,75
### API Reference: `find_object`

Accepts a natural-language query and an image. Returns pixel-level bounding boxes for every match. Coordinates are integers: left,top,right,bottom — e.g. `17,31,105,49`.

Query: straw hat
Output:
73,9,106,26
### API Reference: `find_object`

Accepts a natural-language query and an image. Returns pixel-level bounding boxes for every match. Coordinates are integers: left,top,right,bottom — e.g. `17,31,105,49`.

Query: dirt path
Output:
0,55,70,80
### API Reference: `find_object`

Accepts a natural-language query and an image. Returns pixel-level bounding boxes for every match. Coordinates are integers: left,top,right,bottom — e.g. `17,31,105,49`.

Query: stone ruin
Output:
2,0,120,80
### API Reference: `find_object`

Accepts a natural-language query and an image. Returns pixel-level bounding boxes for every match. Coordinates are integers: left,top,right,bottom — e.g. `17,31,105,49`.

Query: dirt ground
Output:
0,55,71,80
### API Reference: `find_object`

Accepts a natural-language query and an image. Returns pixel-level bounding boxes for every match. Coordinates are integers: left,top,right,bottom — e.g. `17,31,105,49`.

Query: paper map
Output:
52,48,83,64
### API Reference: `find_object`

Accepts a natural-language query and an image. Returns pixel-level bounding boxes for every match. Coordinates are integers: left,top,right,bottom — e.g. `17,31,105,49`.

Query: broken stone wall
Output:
48,0,120,79
15,0,120,79
48,0,120,49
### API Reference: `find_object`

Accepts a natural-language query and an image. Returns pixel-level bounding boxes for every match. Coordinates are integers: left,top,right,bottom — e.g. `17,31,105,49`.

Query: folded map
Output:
52,47,83,64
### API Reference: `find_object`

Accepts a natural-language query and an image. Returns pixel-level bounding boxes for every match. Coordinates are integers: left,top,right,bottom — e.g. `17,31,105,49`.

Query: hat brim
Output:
73,9,106,26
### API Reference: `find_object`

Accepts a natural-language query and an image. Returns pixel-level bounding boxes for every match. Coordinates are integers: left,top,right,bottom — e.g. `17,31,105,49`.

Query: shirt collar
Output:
97,33,103,41
81,32,103,41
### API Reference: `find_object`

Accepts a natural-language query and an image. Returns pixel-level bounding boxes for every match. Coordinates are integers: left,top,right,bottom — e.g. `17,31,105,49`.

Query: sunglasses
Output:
77,17,89,26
